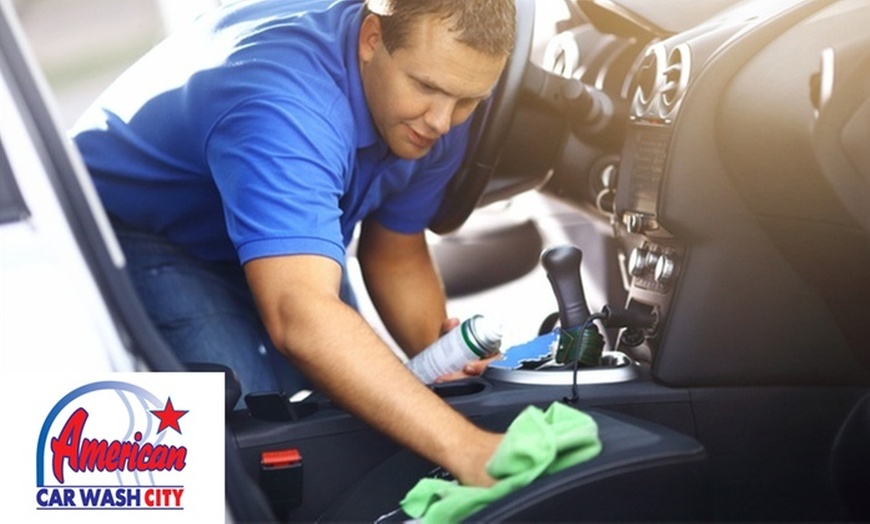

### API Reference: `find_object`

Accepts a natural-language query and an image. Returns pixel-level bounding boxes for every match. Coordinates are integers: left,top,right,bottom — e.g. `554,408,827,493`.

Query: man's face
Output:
358,14,507,160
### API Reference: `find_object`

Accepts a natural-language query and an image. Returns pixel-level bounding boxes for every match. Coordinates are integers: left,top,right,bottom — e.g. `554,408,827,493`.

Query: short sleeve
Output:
205,90,354,265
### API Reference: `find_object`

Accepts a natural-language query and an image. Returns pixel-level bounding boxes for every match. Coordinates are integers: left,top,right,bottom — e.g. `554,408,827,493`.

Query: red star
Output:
150,397,188,434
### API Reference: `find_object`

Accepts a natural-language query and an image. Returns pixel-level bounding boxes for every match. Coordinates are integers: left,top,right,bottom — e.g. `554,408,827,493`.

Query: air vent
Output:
634,47,661,107
661,44,690,112
631,43,691,123
631,45,665,118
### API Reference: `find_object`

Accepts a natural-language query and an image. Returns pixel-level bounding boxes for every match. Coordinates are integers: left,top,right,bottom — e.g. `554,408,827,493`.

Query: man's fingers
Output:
433,353,502,383
440,317,460,335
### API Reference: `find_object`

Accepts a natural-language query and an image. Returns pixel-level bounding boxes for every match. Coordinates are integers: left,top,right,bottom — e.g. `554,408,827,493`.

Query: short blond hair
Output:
366,0,516,57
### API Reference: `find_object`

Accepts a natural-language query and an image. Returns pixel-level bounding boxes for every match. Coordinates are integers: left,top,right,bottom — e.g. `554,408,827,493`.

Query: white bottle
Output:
406,315,503,384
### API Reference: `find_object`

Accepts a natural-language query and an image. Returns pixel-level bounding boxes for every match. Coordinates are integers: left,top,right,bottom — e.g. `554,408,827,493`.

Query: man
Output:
72,0,515,487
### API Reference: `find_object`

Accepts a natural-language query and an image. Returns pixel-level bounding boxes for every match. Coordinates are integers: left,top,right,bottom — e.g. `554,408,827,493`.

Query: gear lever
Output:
541,245,592,329
541,245,604,366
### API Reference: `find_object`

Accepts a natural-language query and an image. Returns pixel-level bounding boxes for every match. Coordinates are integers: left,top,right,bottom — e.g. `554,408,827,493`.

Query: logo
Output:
0,372,223,522
33,380,199,512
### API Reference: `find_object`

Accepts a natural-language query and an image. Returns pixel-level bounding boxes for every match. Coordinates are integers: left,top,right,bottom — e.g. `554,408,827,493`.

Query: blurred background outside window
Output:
14,0,223,128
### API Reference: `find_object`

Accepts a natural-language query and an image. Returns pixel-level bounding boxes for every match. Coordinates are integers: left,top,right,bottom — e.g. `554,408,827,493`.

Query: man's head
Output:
359,0,516,159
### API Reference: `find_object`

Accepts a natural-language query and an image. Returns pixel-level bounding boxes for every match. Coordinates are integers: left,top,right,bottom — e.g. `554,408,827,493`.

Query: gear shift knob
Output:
541,244,592,330
541,244,603,367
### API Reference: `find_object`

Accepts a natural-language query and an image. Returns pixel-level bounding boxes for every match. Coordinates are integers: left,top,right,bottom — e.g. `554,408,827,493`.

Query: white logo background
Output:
1,372,225,523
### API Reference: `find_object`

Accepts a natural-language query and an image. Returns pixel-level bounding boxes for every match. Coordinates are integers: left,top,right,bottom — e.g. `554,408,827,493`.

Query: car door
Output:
1,3,275,521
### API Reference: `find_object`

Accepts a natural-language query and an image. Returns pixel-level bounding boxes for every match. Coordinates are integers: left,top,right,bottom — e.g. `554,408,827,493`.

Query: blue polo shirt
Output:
72,0,470,265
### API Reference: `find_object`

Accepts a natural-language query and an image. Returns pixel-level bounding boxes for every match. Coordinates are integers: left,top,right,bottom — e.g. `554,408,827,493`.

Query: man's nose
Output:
424,98,454,136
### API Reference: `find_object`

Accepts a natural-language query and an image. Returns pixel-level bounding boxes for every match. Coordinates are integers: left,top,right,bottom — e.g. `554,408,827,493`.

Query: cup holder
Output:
430,379,488,398
485,332,639,386
485,350,639,386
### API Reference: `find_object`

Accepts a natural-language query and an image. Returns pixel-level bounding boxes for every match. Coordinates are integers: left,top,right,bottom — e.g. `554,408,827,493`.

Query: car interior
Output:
2,0,869,522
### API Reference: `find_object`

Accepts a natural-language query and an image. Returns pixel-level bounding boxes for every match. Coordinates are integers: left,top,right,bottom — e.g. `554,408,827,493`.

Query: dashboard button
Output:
654,254,676,284
628,247,649,276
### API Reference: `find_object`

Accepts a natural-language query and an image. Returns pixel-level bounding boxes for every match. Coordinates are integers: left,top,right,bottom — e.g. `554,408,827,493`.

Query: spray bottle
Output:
406,315,503,384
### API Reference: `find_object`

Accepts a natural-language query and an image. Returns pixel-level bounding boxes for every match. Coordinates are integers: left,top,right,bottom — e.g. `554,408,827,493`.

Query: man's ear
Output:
358,13,383,64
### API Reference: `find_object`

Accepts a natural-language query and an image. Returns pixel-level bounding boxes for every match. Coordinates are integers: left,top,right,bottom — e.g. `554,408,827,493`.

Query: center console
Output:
229,242,702,522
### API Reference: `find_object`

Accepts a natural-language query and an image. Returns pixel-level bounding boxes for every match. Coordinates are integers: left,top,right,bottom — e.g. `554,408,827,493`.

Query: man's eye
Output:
417,82,438,94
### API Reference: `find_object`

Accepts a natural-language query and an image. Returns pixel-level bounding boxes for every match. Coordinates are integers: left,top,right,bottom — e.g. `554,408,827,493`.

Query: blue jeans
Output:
113,222,358,409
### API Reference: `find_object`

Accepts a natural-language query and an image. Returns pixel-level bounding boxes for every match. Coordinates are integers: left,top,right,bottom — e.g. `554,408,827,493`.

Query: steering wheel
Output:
428,0,536,234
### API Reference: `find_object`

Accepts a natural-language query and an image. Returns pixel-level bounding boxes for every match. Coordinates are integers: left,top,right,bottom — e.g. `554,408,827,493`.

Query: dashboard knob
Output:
644,249,661,270
628,247,649,276
654,254,676,284
625,213,647,233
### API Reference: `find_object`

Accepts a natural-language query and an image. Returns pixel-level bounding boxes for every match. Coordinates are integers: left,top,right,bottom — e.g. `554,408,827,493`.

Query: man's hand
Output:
433,353,503,383
440,316,460,334
433,316,503,383
451,430,503,487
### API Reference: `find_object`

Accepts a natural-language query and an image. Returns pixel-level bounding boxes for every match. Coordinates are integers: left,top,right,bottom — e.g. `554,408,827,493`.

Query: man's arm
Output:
356,218,448,357
244,254,501,486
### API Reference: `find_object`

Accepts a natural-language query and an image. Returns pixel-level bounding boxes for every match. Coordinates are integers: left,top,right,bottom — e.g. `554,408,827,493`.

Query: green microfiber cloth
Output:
400,402,602,523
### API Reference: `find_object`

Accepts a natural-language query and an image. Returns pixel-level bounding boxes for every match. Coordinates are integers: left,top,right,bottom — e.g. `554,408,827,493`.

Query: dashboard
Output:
483,0,870,386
